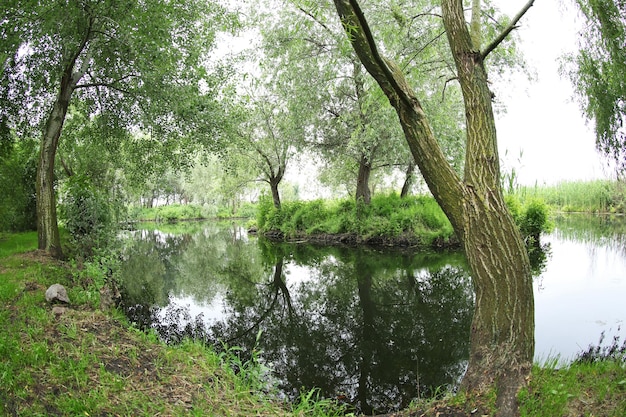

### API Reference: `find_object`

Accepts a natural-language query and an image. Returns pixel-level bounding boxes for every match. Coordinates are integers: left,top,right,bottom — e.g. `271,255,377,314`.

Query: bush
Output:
519,199,552,244
505,195,552,244
59,174,115,258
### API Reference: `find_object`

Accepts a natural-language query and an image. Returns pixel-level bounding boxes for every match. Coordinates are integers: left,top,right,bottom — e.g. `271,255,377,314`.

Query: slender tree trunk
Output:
400,161,415,198
269,175,282,209
332,1,534,414
355,155,371,204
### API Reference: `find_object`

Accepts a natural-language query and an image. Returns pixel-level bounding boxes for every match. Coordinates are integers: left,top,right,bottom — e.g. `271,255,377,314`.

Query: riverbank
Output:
1,232,625,416
0,232,338,416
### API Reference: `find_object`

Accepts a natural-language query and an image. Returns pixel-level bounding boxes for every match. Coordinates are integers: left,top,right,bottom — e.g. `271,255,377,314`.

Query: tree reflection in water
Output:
119,224,474,415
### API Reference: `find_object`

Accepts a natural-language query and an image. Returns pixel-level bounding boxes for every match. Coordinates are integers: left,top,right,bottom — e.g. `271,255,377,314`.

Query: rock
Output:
45,283,70,304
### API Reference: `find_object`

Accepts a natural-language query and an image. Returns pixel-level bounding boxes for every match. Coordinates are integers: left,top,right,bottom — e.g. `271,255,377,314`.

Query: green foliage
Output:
519,358,626,417
505,195,552,243
59,174,116,258
155,204,204,223
256,193,455,247
130,202,254,223
565,0,626,171
0,139,38,232
520,199,552,243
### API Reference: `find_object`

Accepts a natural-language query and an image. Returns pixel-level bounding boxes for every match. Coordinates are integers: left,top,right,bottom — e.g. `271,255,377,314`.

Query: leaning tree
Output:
331,0,535,414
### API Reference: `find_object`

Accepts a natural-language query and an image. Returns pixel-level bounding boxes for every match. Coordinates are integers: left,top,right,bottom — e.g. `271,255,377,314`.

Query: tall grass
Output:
516,180,626,213
519,334,626,417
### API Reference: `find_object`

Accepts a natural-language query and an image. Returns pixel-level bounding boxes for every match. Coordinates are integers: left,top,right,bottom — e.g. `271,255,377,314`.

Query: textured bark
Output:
270,175,282,209
37,63,78,259
441,3,534,415
333,1,534,414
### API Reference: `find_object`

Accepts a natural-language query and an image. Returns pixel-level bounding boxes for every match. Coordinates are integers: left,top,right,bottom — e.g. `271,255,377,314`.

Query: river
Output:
118,213,626,414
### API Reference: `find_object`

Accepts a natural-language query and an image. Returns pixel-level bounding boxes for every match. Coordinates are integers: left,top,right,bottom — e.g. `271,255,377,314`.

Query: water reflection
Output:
534,214,626,363
119,224,473,414
119,215,626,412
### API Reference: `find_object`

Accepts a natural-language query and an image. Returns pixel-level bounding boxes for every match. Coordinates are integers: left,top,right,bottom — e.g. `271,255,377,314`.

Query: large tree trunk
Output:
441,2,534,414
332,1,534,414
36,65,79,259
355,155,371,204
36,24,91,259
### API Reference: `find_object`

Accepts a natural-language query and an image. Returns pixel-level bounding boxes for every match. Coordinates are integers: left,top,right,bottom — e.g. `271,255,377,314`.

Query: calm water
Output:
119,214,626,414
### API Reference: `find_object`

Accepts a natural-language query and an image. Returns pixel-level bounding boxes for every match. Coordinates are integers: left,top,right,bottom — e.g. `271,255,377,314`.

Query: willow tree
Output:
1,0,231,258
566,0,626,172
332,0,535,414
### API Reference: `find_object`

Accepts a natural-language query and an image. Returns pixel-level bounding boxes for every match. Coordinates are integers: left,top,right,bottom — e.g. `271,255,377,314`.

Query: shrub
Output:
59,174,115,258
519,199,552,244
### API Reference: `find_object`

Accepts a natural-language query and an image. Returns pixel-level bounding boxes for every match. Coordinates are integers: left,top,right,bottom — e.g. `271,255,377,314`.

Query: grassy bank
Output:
516,179,626,213
130,202,257,223
256,193,550,250
0,232,341,417
257,194,456,248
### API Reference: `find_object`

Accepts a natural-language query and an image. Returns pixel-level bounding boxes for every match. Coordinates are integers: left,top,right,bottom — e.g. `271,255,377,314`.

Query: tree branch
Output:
481,0,535,60
344,0,414,109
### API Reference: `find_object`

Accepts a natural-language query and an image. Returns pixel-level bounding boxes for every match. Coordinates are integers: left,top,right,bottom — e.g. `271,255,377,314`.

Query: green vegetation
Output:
256,193,455,247
0,232,346,417
519,358,626,417
130,202,258,223
515,180,626,213
256,193,551,250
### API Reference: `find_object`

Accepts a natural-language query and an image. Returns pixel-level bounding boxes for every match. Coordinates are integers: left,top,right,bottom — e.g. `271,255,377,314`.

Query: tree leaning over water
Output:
331,0,535,415
0,0,232,258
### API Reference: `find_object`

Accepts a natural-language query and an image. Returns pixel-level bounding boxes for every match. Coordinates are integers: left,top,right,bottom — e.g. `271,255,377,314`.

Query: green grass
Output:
519,359,626,417
0,230,37,257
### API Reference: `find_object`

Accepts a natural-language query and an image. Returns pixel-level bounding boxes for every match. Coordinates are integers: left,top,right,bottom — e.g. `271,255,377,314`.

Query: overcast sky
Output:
492,0,611,185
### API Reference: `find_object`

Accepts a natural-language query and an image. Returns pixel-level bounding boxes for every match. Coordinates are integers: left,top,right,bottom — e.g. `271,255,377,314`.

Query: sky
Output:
492,0,611,185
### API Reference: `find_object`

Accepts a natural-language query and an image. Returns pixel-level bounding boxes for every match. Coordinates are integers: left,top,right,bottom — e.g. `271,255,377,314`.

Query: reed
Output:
516,179,626,213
